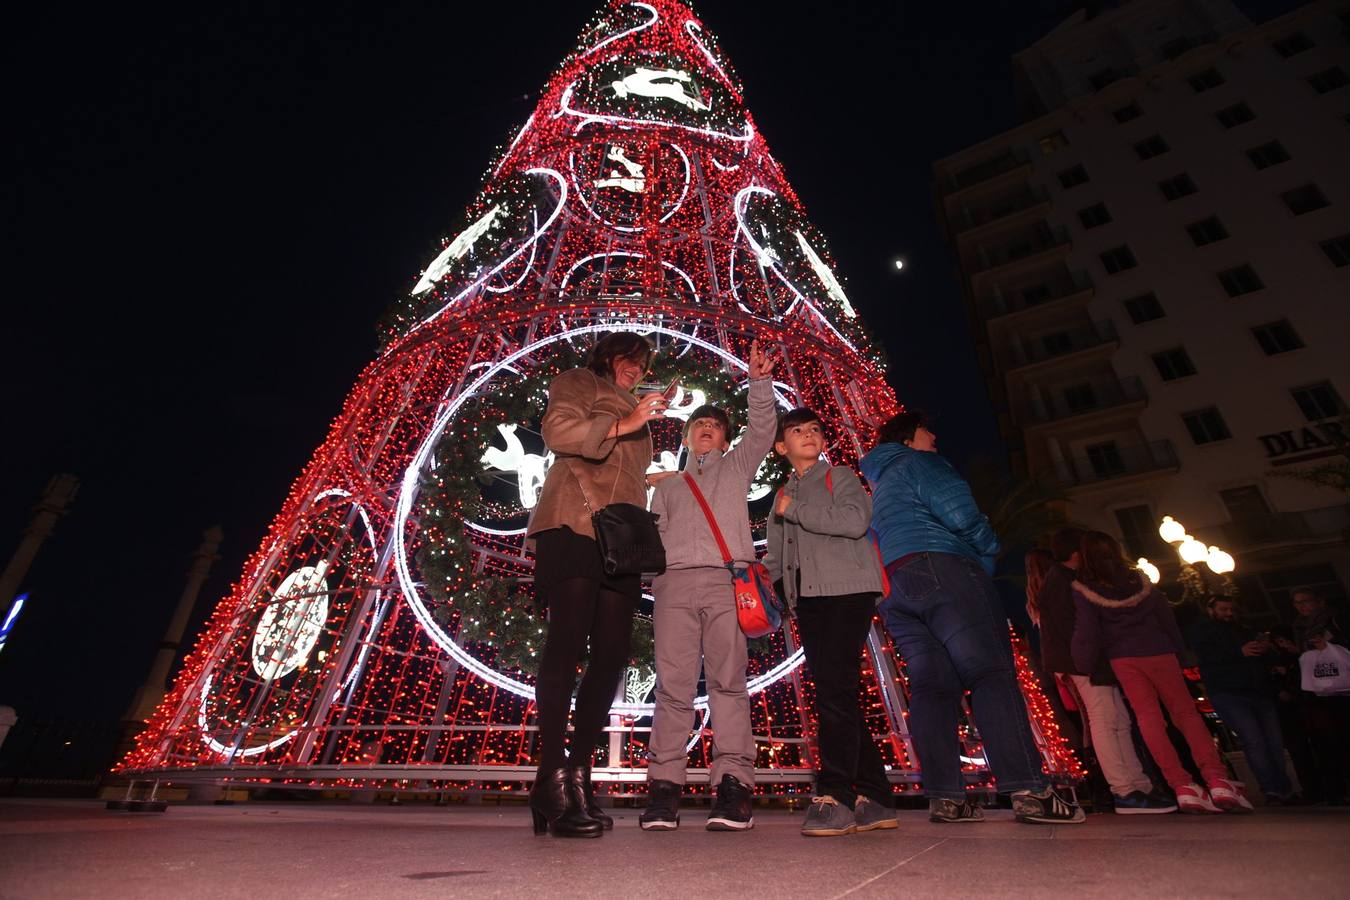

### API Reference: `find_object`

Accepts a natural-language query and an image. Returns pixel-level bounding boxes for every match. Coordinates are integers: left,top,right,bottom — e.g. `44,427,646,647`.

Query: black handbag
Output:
565,460,666,577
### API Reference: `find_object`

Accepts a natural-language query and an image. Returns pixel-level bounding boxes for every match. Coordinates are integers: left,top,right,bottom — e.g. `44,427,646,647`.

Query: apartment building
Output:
933,0,1350,621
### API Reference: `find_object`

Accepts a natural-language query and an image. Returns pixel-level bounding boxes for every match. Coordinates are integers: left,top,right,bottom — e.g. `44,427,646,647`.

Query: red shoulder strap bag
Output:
682,473,783,638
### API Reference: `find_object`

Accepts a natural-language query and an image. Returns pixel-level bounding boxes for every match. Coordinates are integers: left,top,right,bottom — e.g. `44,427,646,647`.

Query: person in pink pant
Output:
1070,531,1253,815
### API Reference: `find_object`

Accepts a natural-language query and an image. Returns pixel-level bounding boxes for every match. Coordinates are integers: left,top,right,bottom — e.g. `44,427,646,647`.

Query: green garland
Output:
415,343,786,683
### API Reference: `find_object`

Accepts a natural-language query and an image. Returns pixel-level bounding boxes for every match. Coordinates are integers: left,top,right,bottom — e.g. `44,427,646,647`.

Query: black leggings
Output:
535,577,638,771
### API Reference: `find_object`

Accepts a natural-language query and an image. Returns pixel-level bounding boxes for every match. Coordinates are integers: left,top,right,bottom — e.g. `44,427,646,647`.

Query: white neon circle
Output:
251,563,329,681
393,323,804,715
198,488,381,760
398,168,568,345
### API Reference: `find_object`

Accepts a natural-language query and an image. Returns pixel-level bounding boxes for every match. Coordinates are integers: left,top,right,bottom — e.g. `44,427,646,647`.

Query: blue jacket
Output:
859,443,1000,575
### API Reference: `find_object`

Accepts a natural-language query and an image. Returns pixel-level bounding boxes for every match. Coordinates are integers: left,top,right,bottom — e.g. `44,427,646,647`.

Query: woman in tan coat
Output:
526,332,668,837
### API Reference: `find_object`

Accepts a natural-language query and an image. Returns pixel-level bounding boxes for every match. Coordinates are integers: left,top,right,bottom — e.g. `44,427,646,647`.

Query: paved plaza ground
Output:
1,797,1348,899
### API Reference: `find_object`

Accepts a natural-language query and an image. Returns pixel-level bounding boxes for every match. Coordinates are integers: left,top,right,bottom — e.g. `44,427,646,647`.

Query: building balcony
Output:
968,226,1071,277
1006,320,1119,372
1055,440,1179,489
939,149,1032,197
1206,505,1350,552
981,270,1093,320
1023,375,1147,426
951,187,1051,237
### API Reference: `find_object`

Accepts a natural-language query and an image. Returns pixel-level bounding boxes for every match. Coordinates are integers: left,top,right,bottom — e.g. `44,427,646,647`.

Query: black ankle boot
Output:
578,765,613,830
529,766,602,838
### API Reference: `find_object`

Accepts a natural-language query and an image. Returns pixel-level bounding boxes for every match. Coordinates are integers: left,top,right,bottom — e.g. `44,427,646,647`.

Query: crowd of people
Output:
521,332,1348,838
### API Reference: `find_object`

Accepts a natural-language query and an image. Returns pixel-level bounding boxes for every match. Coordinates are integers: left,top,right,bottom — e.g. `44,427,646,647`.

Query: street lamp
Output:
1158,515,1186,545
1137,558,1161,585
1153,515,1238,606
1206,546,1235,575
1178,535,1209,565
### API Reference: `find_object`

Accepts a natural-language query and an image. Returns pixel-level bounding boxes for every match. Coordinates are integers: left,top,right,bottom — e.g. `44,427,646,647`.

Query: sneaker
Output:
706,774,754,831
1012,788,1086,824
1111,791,1177,815
928,797,984,823
854,796,899,832
1209,779,1255,814
800,795,856,836
639,779,681,831
1175,783,1221,814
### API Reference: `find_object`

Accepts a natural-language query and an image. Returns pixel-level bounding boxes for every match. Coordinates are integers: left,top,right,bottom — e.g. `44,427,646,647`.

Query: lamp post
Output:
1139,516,1239,607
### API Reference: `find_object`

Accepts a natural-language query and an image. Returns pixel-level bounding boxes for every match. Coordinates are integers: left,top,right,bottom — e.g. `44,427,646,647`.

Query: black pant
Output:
534,577,637,771
796,593,892,808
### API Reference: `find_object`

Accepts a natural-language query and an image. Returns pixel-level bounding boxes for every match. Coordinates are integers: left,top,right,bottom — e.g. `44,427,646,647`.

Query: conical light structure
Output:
119,0,1081,792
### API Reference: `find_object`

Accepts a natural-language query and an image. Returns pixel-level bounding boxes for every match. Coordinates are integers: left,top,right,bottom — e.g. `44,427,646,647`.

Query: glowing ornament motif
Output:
411,204,507,296
251,563,330,681
593,145,646,193
625,667,658,705
794,230,857,318
480,424,554,510
661,385,707,421
611,67,709,111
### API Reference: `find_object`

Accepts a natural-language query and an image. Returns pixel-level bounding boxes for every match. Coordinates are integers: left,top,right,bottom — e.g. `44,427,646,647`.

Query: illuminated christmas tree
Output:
119,0,1080,796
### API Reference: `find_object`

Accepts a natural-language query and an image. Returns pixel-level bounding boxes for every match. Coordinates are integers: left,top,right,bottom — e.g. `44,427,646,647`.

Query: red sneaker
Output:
1175,783,1221,814
1209,779,1255,814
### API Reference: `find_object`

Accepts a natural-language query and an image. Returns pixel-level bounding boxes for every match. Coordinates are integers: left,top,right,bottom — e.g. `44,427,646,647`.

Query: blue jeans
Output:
1208,692,1293,797
881,552,1048,800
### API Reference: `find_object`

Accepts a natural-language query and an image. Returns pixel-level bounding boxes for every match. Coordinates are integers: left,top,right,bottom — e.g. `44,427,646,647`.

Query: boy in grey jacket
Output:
639,342,776,832
764,408,894,836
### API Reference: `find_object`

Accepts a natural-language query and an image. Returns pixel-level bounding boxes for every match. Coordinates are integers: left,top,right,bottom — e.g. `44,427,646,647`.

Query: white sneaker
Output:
1209,779,1255,814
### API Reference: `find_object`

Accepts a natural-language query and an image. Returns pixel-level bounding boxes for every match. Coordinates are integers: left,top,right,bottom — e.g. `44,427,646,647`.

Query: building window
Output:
1077,202,1112,229
1020,283,1052,306
1158,173,1197,201
1215,102,1255,128
1219,486,1272,522
1246,141,1291,169
1218,264,1264,296
1086,441,1127,478
1251,320,1305,355
1281,184,1329,216
1038,130,1070,155
1152,347,1197,381
1100,245,1138,274
1064,383,1098,413
1134,134,1170,160
1115,505,1166,558
1124,292,1166,323
1307,67,1350,94
1160,35,1199,60
1291,382,1344,421
1112,102,1142,123
1182,407,1232,444
1041,331,1074,357
1188,68,1225,92
1089,68,1123,91
1186,216,1229,246
1058,164,1090,189
1321,234,1350,267
1272,32,1314,58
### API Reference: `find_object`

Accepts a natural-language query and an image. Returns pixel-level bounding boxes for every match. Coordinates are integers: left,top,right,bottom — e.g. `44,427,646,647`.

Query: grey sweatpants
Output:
647,566,756,786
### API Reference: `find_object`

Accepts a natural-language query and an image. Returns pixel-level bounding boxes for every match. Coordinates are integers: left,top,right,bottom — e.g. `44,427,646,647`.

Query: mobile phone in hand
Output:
662,379,680,401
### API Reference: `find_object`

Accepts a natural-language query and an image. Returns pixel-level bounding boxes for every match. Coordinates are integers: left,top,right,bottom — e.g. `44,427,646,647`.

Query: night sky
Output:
3,0,1298,724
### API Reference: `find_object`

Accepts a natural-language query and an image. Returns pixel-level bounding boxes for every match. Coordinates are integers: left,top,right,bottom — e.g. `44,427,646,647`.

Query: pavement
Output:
1,798,1348,899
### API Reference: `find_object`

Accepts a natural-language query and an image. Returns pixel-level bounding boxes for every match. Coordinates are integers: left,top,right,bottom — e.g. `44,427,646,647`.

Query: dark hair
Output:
1269,624,1295,642
775,407,821,443
876,410,926,447
1077,530,1139,592
586,332,653,379
683,405,732,440
1025,548,1056,612
1050,527,1085,564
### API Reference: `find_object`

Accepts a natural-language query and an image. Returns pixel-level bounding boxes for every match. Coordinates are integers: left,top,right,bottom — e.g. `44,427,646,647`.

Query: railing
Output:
982,270,1093,319
969,226,1071,274
952,186,1050,234
1056,440,1178,488
1008,320,1118,368
942,149,1031,194
1212,505,1350,550
1025,375,1147,425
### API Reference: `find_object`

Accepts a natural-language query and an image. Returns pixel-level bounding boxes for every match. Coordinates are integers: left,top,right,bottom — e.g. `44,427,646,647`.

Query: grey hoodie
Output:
650,376,776,569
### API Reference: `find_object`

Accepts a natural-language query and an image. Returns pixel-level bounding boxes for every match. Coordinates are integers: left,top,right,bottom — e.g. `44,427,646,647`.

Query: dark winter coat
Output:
1071,574,1185,674
1185,617,1272,697
1037,563,1081,676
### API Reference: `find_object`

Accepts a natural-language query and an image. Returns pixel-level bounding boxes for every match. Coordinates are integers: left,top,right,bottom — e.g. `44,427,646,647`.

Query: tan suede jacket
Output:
526,367,652,542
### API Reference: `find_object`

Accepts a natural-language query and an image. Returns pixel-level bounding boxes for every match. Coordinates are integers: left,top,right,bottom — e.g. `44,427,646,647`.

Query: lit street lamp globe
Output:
1158,515,1186,545
1178,535,1209,565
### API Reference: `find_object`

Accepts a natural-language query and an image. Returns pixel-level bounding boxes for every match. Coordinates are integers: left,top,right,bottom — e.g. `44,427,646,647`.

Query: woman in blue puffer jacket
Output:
861,411,1084,825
